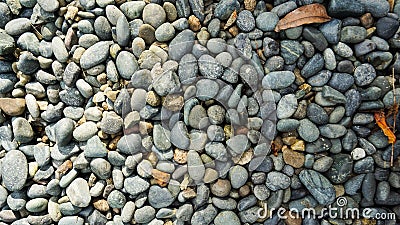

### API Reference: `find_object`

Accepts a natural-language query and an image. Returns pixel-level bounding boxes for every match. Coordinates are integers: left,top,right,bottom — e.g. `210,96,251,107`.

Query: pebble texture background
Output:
0,0,400,224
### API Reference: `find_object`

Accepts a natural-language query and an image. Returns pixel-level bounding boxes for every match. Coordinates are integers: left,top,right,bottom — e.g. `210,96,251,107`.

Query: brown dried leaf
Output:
275,3,331,32
389,0,395,12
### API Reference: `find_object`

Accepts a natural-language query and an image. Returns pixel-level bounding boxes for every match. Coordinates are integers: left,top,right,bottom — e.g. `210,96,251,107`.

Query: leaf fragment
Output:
275,3,331,32
374,111,397,144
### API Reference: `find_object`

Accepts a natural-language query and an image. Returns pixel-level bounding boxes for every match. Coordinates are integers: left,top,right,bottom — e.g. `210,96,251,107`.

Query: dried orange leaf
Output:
275,3,331,32
374,111,397,144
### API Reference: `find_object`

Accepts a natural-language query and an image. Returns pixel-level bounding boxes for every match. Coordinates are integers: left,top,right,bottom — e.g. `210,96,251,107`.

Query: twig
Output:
391,67,397,167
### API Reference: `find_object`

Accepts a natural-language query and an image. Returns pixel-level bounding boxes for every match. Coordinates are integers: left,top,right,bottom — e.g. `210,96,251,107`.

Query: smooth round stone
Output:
155,23,175,42
198,54,223,79
134,206,155,223
276,94,297,119
94,16,112,40
37,0,59,12
323,48,336,70
333,42,353,58
116,15,130,47
262,71,295,89
313,156,334,172
120,1,145,20
66,178,91,207
276,119,300,132
298,119,320,142
308,70,332,87
206,38,226,54
138,24,156,45
107,190,126,208
256,12,279,32
354,40,376,56
319,18,342,44
72,121,97,141
340,26,367,43
187,150,205,181
236,10,255,32
301,53,324,78
90,158,112,179
59,216,84,225
80,41,111,70
214,211,240,225
153,124,171,150
2,150,28,191
100,111,123,134
319,124,347,138
371,36,389,50
376,16,399,39
265,171,291,191
26,198,48,212
0,3,11,28
143,3,166,28
17,52,39,75
229,165,248,190
116,51,138,80
105,5,124,25
196,79,219,101
5,18,31,36
148,186,175,208
307,103,328,125
328,0,365,18
12,117,34,143
17,32,40,55
0,33,15,56
354,63,376,86
329,72,354,92
299,170,335,205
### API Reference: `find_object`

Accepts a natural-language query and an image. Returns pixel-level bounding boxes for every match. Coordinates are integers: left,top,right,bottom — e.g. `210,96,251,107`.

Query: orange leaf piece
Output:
275,3,331,32
374,111,397,144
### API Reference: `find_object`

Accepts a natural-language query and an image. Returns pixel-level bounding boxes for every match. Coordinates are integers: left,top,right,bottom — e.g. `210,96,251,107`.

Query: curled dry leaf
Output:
374,111,396,144
275,3,331,32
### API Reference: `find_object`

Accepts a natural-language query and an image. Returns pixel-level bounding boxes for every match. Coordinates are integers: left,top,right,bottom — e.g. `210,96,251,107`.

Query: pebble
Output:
340,26,367,43
256,12,279,32
66,178,91,207
116,51,138,80
214,211,240,225
303,27,328,51
298,119,319,142
236,10,255,32
276,94,297,119
143,3,166,28
262,71,295,89
73,121,98,142
134,206,155,224
2,150,28,191
12,117,34,143
155,23,175,42
354,63,376,86
120,1,145,20
299,170,335,205
80,41,111,69
265,171,291,191
376,16,399,39
148,186,174,208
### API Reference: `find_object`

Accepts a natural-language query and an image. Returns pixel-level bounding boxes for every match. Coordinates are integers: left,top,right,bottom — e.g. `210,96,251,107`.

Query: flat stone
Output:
299,170,335,205
2,150,28,191
0,98,25,116
66,178,91,207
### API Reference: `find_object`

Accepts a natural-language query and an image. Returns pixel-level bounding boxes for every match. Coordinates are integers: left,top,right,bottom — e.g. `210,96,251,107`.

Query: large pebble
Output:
2,150,28,191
